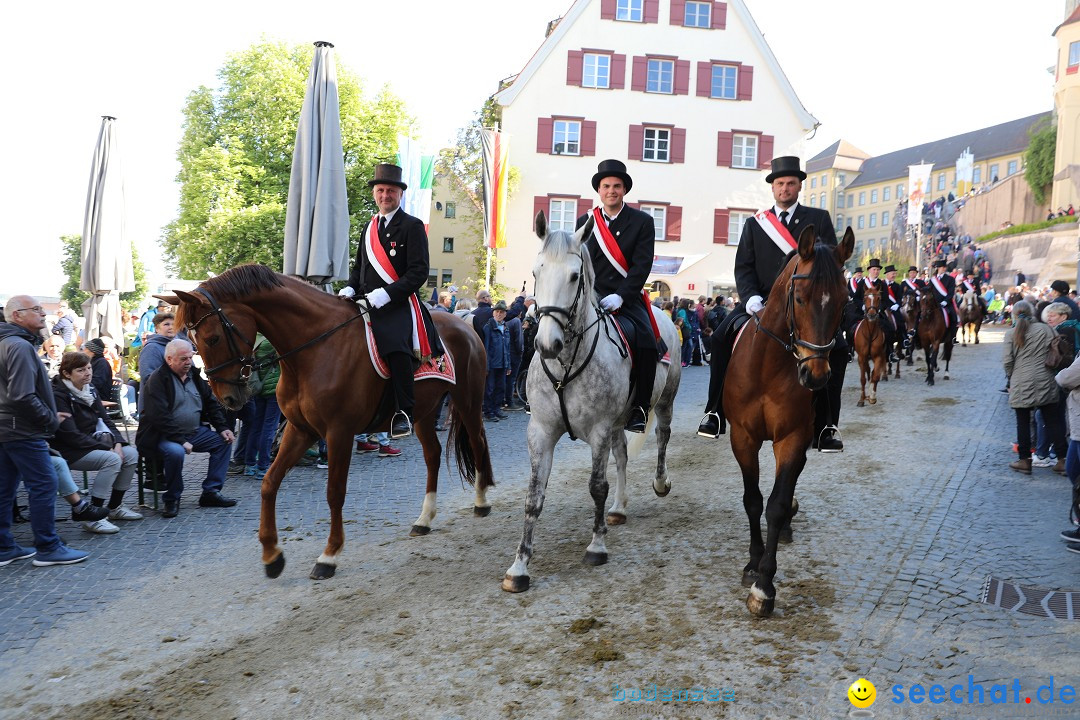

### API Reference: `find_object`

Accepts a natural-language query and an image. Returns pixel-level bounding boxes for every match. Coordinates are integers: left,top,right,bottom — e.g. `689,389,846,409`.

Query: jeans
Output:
485,369,506,415
0,439,62,553
243,395,280,471
356,432,389,447
1036,393,1068,458
1067,440,1080,484
232,398,256,463
504,354,523,405
52,456,77,497
69,446,138,500
1016,404,1066,460
158,425,233,502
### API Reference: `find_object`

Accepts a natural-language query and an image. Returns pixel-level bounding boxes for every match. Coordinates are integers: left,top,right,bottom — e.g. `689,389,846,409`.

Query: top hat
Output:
368,163,408,190
883,264,897,274
867,258,882,269
853,267,863,274
907,266,918,273
591,159,633,193
765,156,807,184
932,259,947,269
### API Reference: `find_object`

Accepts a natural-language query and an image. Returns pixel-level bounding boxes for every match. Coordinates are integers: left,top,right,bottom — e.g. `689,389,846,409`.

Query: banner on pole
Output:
955,149,974,197
481,128,510,249
906,164,933,227
397,136,433,229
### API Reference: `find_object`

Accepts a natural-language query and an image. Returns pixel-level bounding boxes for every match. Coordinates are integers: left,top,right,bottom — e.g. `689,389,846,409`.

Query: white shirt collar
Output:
379,207,400,225
773,201,799,218
602,204,625,223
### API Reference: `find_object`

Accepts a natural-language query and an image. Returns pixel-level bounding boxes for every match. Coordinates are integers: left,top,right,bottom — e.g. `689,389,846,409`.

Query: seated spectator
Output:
136,311,178,412
1049,281,1080,321
82,338,113,403
135,339,236,518
39,336,64,378
48,452,109,523
50,352,140,533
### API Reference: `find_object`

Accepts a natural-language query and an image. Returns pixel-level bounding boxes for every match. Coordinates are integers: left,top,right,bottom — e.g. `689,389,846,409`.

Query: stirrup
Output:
697,411,722,439
815,425,843,453
390,410,413,439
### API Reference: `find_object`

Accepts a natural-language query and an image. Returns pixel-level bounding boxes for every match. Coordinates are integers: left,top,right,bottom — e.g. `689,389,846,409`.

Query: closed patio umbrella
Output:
282,41,350,286
80,115,134,348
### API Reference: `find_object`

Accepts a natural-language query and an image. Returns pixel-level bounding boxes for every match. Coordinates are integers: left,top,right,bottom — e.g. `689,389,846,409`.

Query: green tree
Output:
59,234,149,313
1025,120,1056,206
162,40,414,278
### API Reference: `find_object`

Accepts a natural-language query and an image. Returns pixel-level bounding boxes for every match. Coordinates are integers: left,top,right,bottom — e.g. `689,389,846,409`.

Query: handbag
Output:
1046,334,1075,372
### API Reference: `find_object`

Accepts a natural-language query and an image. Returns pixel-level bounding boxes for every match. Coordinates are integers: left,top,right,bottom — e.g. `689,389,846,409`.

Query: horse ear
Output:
577,213,595,245
837,228,855,263
154,293,182,306
170,290,203,306
797,224,816,260
535,210,547,240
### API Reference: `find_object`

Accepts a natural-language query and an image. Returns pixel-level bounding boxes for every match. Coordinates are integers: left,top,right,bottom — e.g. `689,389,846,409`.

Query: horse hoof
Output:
790,498,799,516
409,524,432,537
653,481,671,498
606,512,627,526
857,400,865,407
746,589,775,617
741,569,759,587
265,553,286,579
310,562,336,580
473,505,492,518
869,397,877,405
779,526,793,544
583,550,608,566
943,374,950,380
502,574,530,593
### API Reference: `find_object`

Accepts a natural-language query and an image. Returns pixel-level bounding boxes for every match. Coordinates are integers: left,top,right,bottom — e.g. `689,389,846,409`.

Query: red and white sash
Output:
752,209,798,255
364,216,432,360
904,279,919,293
930,274,958,314
590,207,660,340
850,278,860,294
886,285,899,304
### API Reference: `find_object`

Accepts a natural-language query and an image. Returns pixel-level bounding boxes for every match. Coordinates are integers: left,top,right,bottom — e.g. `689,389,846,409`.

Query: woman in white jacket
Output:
1055,352,1080,547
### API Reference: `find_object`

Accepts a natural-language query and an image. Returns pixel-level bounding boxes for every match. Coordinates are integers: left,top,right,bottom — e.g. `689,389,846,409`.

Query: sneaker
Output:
244,465,257,476
355,441,380,453
1061,529,1080,542
227,462,246,476
83,518,119,534
0,544,35,566
71,500,109,522
1066,542,1080,555
494,410,509,420
32,544,89,566
107,505,144,521
315,456,329,469
378,445,402,457
1032,455,1054,468
484,414,500,423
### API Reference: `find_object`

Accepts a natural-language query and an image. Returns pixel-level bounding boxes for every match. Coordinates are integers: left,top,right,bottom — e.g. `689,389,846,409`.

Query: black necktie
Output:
603,214,613,226
379,216,387,232
779,210,789,225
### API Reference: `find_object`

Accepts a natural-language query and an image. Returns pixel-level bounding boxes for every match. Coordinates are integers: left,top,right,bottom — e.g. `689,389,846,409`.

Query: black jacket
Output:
50,376,126,464
0,323,59,441
734,204,837,303
471,301,494,338
89,354,113,402
576,205,655,305
135,366,229,453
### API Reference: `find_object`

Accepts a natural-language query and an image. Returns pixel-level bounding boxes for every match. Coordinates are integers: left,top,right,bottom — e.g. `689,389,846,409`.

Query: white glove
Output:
338,286,356,299
600,293,623,311
746,295,765,314
367,288,392,309
890,304,899,311
940,301,947,307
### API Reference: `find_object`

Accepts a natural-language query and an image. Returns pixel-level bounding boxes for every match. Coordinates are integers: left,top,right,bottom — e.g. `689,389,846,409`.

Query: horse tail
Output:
625,410,657,460
446,404,494,489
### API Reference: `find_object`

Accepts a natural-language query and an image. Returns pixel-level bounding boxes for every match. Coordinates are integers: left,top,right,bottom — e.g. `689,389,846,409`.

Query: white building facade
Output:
495,0,817,298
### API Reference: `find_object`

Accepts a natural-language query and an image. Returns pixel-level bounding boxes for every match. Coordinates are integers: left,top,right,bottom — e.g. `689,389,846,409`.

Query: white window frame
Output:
441,270,453,286
732,134,758,169
582,53,611,89
444,202,455,218
552,119,581,156
642,127,671,162
882,210,890,226
641,205,667,241
1070,40,1080,67
990,164,1000,181
883,186,891,202
1007,160,1018,176
684,0,710,27
897,183,904,197
858,191,865,206
442,236,454,253
810,177,817,189
819,192,826,208
710,64,737,99
616,0,643,21
870,189,878,204
727,210,753,246
973,166,982,184
549,198,577,233
937,173,946,190
869,213,877,228
646,58,674,94
807,196,815,208
857,215,865,230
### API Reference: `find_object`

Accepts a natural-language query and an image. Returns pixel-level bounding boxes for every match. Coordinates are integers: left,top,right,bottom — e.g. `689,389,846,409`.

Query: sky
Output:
0,0,1062,299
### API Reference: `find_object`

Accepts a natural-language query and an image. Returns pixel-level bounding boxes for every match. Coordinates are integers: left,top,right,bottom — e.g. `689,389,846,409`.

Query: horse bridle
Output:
185,287,365,388
752,258,836,366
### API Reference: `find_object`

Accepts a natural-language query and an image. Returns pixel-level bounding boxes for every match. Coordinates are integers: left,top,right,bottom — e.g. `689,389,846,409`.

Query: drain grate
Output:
980,576,1079,620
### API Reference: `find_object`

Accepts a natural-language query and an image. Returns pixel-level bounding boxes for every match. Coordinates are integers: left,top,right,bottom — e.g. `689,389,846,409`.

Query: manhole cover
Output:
981,576,1079,620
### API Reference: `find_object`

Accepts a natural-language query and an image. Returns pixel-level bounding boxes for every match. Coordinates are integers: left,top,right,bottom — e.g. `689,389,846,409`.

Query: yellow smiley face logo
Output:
848,678,876,708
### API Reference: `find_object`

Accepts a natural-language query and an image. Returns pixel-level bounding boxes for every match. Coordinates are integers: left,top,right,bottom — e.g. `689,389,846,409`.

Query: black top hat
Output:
932,259,947,269
591,159,633,193
867,258,882,269
368,163,408,190
853,267,863,274
907,266,918,273
883,264,897,274
765,156,807,184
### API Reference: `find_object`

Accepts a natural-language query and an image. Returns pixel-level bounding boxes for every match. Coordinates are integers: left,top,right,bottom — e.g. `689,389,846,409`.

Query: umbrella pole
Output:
485,247,492,290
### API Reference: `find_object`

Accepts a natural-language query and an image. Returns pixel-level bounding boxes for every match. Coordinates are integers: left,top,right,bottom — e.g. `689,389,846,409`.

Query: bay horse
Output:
917,292,954,385
901,292,919,366
959,290,984,345
164,264,494,580
501,212,681,593
725,225,854,617
853,283,888,406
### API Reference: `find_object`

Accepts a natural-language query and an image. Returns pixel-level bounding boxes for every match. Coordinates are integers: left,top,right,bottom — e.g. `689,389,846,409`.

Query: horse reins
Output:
751,258,836,365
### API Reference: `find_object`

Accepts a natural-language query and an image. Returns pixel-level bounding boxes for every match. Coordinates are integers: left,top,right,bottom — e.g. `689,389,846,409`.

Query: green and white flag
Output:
397,135,433,228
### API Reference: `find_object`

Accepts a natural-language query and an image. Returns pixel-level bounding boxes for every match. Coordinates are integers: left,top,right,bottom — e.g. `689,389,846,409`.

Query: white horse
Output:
502,211,682,592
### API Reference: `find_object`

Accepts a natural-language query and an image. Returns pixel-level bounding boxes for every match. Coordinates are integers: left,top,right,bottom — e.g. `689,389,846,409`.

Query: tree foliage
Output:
162,40,414,278
1025,120,1056,206
59,234,149,313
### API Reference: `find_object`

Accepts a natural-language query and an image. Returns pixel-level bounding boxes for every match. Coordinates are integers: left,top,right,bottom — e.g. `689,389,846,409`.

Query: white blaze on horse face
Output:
820,292,830,309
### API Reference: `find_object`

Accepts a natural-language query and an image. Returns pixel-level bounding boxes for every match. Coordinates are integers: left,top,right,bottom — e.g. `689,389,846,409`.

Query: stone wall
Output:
952,174,1050,240
980,222,1079,290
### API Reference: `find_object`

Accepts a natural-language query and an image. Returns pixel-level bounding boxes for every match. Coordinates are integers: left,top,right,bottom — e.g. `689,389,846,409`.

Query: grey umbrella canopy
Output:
80,116,134,348
283,41,350,286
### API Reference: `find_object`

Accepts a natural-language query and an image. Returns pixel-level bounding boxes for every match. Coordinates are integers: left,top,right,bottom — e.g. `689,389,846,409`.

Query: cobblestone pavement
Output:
2,327,1079,719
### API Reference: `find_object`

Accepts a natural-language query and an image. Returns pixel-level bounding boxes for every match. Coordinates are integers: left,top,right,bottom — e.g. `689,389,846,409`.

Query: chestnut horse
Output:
164,264,494,580
901,292,919,366
918,293,954,385
959,290,984,345
853,283,888,406
725,225,854,617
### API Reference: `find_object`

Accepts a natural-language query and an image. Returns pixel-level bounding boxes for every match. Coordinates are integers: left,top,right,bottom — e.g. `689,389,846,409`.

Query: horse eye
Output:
206,335,220,347
570,273,579,282
795,296,805,306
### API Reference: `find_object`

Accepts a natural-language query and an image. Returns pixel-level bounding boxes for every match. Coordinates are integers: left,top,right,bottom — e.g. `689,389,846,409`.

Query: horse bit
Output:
751,259,836,366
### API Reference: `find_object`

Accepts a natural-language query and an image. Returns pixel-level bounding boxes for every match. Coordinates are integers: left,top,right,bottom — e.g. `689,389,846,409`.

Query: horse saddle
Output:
608,314,671,369
365,322,457,384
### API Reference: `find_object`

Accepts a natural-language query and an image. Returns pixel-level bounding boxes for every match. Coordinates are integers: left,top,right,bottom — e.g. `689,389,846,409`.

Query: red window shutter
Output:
671,128,686,164
716,131,734,167
601,0,616,19
534,196,547,232
737,64,754,100
581,120,598,156
667,206,682,241
577,197,593,219
758,134,774,169
714,209,730,244
610,54,627,89
536,117,554,154
567,50,584,86
670,0,685,24
712,1,727,28
628,124,645,161
644,0,659,22
626,202,640,210
696,61,712,96
631,56,647,91
674,59,690,95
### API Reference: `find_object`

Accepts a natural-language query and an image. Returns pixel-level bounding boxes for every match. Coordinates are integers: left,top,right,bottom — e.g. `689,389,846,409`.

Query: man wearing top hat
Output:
575,159,659,433
698,156,847,452
883,264,906,361
925,259,959,331
339,163,441,438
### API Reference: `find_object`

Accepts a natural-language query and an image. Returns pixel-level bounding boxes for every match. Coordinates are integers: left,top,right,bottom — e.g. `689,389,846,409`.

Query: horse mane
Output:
541,229,595,300
779,242,844,296
175,263,286,327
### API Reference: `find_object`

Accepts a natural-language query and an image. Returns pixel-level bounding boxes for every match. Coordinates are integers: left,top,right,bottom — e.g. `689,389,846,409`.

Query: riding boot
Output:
387,352,415,438
698,323,734,438
626,351,656,433
812,335,846,452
